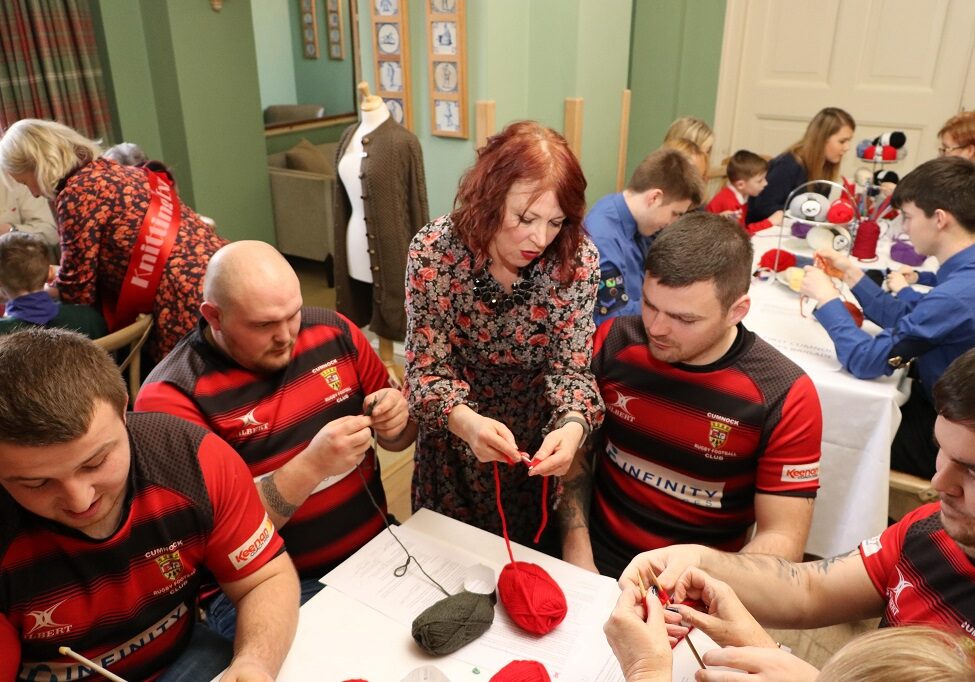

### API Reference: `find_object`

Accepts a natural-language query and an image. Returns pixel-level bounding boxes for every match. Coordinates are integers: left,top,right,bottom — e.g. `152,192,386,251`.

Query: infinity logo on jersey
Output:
25,599,72,639
229,514,275,570
606,442,724,508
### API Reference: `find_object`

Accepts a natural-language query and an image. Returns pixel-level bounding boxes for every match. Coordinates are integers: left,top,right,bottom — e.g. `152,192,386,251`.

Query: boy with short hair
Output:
0,231,106,337
707,150,783,233
588,147,705,325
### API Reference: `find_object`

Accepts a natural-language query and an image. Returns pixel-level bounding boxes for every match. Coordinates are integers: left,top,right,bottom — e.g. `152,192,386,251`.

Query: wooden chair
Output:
94,314,152,399
888,470,938,522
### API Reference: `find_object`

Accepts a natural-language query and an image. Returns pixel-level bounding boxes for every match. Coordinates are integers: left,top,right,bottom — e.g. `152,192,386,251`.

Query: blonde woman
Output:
749,107,856,224
818,626,973,681
0,119,226,361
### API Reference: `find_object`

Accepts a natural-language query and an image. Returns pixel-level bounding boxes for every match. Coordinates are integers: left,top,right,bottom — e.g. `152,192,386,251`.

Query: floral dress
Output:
54,158,227,361
404,215,604,545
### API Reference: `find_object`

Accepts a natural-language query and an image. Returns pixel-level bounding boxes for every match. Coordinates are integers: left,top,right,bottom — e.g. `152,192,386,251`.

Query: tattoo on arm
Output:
260,472,299,519
809,549,859,577
557,447,594,541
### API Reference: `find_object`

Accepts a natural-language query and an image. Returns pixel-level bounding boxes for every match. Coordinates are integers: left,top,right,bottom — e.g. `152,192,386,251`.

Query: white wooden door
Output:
713,0,975,179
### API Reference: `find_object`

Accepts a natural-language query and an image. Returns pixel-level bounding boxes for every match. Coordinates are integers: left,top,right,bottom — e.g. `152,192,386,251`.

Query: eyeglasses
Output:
938,144,966,156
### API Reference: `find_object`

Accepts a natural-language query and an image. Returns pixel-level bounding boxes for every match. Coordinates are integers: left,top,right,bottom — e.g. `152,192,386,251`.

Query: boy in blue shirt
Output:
587,148,705,326
800,157,975,478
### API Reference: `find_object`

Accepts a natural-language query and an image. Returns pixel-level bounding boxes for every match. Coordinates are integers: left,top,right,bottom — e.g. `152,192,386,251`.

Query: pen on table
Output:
59,646,129,682
643,565,707,671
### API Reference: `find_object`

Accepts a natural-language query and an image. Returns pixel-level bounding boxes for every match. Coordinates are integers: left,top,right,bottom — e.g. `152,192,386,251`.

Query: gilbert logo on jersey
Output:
234,407,269,437
25,599,72,639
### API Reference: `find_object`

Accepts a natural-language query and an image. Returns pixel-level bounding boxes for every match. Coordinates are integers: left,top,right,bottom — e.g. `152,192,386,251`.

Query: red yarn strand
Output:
493,461,516,564
533,476,548,545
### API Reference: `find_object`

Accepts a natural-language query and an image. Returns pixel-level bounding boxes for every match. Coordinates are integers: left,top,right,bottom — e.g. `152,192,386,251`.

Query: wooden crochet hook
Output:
640,566,707,671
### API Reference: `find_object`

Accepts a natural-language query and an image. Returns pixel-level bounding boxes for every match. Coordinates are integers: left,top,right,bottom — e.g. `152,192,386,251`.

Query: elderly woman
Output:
0,119,226,361
404,120,604,550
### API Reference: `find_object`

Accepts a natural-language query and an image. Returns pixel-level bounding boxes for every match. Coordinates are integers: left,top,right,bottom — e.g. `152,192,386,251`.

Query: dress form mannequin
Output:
338,84,390,284
333,80,429,347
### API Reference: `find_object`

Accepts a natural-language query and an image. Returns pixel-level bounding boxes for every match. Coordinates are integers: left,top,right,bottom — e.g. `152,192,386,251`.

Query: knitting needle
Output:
58,647,129,682
643,565,707,671
364,390,385,417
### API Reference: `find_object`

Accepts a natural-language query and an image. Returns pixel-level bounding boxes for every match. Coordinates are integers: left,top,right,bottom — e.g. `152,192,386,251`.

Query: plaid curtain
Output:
0,0,111,140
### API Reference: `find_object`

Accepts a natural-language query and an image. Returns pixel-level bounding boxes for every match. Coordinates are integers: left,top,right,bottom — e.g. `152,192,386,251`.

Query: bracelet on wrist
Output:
554,415,591,442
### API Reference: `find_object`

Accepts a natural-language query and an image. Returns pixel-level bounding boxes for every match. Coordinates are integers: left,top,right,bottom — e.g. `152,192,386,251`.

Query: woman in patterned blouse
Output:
0,119,226,362
404,120,604,550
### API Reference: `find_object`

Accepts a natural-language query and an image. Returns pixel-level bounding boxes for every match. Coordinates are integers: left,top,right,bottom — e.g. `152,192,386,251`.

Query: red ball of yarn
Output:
497,561,567,635
490,660,551,682
758,249,796,272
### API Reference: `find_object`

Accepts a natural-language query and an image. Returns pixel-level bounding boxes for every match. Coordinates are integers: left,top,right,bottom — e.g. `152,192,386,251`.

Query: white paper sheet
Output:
323,524,625,680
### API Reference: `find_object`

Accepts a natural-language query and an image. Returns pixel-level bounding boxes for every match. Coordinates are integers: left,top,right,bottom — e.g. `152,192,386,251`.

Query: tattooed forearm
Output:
260,472,299,519
557,451,593,541
808,549,859,577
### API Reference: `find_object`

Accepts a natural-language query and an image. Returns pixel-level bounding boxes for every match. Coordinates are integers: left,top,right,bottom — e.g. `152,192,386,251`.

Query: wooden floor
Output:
290,255,876,666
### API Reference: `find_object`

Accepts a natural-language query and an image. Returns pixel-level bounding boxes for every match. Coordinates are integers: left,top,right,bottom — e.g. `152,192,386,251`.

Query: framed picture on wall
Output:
370,0,412,129
300,0,319,59
426,0,466,137
325,0,345,61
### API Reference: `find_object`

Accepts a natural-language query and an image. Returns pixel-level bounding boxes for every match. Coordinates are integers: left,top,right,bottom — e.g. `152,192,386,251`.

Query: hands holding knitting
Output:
528,417,586,477
449,405,522,465
604,585,672,682
669,568,776,649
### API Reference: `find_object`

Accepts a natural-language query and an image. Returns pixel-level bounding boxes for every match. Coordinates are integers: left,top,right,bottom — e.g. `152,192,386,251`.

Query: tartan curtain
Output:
0,0,111,140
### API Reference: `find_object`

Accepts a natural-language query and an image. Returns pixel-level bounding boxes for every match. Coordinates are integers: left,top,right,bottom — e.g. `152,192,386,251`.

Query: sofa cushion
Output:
285,138,334,175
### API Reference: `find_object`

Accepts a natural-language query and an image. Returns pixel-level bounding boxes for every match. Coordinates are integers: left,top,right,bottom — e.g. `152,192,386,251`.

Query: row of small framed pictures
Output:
369,0,467,138
302,0,346,61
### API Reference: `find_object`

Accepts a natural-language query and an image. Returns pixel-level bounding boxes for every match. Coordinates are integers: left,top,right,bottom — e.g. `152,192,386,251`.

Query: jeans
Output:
204,576,324,640
157,624,234,682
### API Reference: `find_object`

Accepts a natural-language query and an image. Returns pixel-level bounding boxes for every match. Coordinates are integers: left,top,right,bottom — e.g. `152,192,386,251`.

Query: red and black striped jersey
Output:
590,316,821,556
135,308,391,579
860,502,975,639
0,412,284,681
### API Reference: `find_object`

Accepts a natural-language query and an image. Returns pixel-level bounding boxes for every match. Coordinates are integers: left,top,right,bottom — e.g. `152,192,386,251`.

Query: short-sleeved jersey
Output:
0,412,284,681
136,307,391,579
591,316,822,556
860,502,975,639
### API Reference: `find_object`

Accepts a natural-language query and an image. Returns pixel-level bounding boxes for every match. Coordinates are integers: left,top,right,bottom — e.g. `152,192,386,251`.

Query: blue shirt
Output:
587,193,651,326
814,243,975,400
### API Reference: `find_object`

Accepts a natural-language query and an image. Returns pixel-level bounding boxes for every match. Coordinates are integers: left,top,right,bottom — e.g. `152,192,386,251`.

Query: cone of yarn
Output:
492,463,568,636
411,590,496,655
850,219,880,261
490,660,551,682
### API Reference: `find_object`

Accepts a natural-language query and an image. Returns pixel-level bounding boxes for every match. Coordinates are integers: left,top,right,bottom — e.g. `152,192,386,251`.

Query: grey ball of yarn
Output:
412,590,495,655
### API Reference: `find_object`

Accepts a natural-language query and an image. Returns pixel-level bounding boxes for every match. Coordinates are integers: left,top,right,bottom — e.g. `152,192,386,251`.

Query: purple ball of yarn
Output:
791,221,812,239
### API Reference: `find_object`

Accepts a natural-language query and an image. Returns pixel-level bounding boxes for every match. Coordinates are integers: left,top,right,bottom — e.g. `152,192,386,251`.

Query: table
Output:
747,225,935,558
224,509,718,681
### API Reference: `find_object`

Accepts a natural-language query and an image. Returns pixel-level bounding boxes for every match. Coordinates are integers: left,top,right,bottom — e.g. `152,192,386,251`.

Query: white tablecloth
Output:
747,226,934,557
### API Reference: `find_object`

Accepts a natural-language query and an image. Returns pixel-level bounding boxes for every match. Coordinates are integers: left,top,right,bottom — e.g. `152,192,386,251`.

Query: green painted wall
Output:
93,0,275,244
253,0,298,110
289,0,356,116
625,0,726,181
359,0,632,218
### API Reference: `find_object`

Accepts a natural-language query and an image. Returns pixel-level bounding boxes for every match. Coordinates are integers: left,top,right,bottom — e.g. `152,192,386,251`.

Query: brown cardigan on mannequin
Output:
333,117,429,340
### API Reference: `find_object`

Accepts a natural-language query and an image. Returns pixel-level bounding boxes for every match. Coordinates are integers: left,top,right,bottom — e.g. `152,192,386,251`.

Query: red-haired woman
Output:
404,121,604,550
